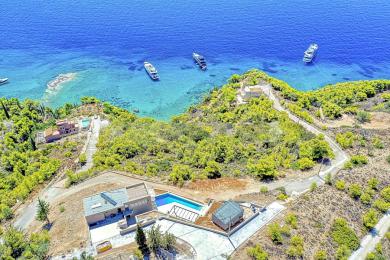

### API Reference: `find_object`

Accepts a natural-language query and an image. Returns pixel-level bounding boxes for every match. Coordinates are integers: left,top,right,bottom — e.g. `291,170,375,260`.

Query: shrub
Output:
325,173,332,185
299,134,335,161
133,248,143,260
314,250,327,260
373,199,390,213
285,213,298,229
336,132,356,149
335,180,346,191
380,186,390,202
248,157,278,180
387,155,390,164
336,245,351,260
169,164,193,186
356,110,371,123
372,137,384,149
79,153,87,165
204,161,222,179
296,157,316,170
286,235,304,257
362,209,379,230
247,245,269,260
348,183,363,199
343,161,353,170
331,218,359,251
260,186,268,193
64,151,73,158
277,192,288,201
0,204,13,221
267,223,290,244
322,102,342,119
348,154,368,167
381,93,390,101
360,192,372,205
368,178,379,190
310,182,318,192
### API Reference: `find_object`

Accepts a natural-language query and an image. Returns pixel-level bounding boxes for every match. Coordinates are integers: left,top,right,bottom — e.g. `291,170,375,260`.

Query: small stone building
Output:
212,201,244,231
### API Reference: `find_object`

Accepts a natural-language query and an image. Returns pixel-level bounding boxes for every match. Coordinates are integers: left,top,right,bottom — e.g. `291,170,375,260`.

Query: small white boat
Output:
303,44,319,63
144,62,159,80
0,78,9,85
192,53,207,70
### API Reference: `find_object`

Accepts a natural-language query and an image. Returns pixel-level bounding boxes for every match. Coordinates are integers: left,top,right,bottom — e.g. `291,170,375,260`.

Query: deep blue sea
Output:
1,0,390,119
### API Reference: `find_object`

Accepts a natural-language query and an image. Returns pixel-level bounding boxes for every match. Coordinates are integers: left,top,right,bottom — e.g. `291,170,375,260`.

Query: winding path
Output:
349,211,390,260
258,84,349,194
258,84,390,260
13,117,107,230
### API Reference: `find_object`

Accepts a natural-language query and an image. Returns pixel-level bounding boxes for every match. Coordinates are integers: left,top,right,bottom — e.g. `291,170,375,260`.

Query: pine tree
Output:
36,198,50,225
1,100,10,119
135,224,149,255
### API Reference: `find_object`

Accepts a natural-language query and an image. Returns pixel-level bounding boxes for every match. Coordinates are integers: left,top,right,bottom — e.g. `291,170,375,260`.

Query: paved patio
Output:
88,202,285,259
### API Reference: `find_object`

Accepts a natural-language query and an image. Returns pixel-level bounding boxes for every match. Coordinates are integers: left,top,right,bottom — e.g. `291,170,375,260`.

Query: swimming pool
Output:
81,118,90,128
155,193,203,211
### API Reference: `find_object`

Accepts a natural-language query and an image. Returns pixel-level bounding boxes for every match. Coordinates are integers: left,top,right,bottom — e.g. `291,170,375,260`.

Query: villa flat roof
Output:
83,183,150,217
83,188,129,217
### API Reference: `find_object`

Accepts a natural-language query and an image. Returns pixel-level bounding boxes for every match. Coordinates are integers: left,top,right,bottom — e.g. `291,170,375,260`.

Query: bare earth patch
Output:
317,112,390,129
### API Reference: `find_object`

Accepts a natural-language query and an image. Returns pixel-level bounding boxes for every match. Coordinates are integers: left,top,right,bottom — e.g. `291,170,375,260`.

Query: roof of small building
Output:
126,183,150,200
83,188,129,217
213,201,244,225
44,127,60,137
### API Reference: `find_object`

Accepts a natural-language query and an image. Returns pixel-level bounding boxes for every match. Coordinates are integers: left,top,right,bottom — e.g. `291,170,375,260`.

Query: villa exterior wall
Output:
125,196,153,215
86,206,126,225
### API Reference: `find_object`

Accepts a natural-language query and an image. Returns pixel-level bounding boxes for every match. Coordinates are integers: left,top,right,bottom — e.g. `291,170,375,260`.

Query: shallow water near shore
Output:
1,0,390,119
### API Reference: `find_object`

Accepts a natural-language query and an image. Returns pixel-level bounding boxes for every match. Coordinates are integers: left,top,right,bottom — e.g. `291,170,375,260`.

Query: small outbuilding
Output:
212,200,244,231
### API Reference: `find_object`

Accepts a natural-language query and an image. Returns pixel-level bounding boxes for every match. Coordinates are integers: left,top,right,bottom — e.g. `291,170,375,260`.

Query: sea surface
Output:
1,0,390,119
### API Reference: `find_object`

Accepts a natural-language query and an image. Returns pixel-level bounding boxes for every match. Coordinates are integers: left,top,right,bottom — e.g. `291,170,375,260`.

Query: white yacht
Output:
143,62,160,80
192,53,207,70
303,44,319,63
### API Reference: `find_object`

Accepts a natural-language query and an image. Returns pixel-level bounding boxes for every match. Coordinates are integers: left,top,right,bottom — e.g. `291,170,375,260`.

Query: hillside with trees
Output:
239,69,390,121
89,76,335,186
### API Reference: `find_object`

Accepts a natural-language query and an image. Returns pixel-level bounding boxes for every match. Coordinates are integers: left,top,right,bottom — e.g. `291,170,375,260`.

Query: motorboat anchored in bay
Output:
144,62,160,80
0,78,9,85
192,53,207,70
303,43,319,63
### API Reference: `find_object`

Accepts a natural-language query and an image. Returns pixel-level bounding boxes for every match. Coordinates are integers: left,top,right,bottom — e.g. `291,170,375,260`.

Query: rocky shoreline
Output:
46,73,77,91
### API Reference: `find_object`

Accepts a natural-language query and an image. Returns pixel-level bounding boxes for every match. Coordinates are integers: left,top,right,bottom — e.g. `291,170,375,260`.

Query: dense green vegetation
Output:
0,99,63,221
89,75,334,185
239,69,390,120
331,218,359,257
0,227,50,259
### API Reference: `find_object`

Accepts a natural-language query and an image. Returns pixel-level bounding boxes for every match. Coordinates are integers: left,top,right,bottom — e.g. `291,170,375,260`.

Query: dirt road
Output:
13,117,107,230
258,84,349,194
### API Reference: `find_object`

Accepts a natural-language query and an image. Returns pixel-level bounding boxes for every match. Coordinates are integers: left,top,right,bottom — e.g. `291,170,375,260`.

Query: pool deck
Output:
89,201,285,259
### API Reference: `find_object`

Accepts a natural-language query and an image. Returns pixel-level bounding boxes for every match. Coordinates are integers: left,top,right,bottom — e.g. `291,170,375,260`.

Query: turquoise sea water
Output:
1,1,390,119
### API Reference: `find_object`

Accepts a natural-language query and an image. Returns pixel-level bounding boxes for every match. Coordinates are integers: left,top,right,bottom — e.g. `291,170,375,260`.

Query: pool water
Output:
155,193,203,211
82,118,90,128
